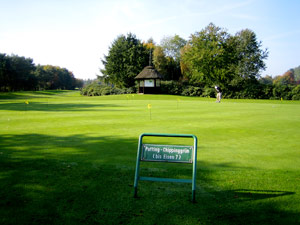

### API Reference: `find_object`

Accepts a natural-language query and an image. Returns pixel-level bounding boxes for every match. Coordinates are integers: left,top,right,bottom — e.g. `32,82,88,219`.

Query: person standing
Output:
215,85,222,103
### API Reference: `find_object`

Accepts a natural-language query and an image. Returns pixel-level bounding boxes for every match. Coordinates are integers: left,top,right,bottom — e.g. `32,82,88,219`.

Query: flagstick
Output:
147,104,152,120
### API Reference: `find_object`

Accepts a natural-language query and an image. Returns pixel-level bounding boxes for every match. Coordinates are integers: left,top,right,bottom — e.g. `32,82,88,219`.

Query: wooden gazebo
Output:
135,66,163,94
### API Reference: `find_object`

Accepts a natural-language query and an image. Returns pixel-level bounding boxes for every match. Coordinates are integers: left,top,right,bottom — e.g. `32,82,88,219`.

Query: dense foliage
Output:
0,53,36,91
0,53,83,91
101,33,149,88
153,35,186,80
181,24,269,89
95,23,300,100
80,81,135,96
159,79,300,100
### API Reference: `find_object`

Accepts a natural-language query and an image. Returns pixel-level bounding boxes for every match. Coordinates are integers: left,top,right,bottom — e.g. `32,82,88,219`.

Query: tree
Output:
273,70,295,85
151,35,186,81
0,53,9,91
181,23,233,86
153,46,168,76
0,54,36,91
292,66,300,82
234,29,268,80
0,52,81,91
158,35,186,80
259,75,273,85
11,55,36,90
160,34,187,63
101,33,149,88
143,38,156,66
181,23,268,90
35,65,76,90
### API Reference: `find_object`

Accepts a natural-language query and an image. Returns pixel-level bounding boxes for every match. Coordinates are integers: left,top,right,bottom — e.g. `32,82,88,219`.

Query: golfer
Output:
215,85,222,103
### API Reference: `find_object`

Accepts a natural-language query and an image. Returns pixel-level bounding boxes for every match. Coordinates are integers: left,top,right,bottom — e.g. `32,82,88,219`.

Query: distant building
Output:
135,66,163,94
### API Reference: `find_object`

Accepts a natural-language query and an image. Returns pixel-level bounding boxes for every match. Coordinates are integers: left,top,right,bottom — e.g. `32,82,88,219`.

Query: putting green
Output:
0,91,299,224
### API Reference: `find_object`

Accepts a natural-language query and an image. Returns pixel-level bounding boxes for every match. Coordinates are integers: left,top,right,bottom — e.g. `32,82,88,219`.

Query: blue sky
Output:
1,0,299,79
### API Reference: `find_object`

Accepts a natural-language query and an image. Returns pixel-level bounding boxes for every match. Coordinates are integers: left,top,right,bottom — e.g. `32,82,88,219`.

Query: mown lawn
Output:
0,91,300,224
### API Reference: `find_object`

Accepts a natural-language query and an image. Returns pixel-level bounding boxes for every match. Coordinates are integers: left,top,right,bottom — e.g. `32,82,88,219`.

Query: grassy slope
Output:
0,91,300,224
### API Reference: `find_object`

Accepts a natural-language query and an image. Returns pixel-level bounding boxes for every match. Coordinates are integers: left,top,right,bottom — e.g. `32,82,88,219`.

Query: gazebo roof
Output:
135,66,163,79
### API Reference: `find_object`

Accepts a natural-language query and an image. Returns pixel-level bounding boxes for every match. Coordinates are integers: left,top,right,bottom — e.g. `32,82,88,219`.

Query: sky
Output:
1,0,300,80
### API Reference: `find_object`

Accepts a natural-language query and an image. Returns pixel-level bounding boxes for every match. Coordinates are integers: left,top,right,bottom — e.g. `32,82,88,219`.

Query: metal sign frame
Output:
133,133,198,203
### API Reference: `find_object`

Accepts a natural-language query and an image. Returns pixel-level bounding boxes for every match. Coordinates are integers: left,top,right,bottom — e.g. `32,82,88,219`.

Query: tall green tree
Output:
181,23,268,89
160,34,187,63
143,38,156,66
101,33,148,88
234,29,268,80
9,54,36,91
181,23,232,86
0,54,36,91
152,35,186,81
153,46,168,76
35,65,76,90
293,65,300,81
0,53,9,91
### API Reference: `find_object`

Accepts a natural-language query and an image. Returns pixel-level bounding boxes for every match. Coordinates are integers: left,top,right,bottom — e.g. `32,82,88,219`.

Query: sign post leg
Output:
134,187,138,198
192,135,197,203
134,134,144,198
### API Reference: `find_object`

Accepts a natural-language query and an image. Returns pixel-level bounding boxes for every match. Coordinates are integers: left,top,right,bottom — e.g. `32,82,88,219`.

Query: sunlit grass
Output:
0,91,300,224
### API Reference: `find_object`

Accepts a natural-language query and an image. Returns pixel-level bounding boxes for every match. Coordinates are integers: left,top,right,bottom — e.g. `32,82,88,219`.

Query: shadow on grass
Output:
0,134,299,224
0,90,72,100
0,102,124,112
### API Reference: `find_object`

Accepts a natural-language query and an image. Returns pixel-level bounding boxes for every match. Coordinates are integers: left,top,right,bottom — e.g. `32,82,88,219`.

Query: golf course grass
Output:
0,90,300,224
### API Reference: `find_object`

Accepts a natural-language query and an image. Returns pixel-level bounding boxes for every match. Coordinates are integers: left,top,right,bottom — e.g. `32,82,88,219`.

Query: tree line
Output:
96,23,300,100
0,53,83,92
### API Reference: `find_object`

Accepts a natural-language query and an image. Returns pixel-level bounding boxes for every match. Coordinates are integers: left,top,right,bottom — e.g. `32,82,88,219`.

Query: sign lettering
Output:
141,144,193,163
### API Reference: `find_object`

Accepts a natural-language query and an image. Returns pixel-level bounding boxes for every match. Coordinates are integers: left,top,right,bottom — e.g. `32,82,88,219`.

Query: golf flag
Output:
147,104,152,109
25,100,29,104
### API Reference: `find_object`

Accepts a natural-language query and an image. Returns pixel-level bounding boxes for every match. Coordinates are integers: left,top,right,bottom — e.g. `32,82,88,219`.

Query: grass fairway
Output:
0,90,300,225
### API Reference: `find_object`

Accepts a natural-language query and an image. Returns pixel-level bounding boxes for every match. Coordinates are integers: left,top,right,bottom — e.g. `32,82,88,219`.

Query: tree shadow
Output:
0,102,124,112
225,189,295,201
0,90,71,99
0,133,299,224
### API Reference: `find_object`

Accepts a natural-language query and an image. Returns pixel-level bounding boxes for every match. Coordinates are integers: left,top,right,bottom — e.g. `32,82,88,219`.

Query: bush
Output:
261,84,273,99
160,81,183,95
181,86,202,96
80,82,135,96
272,85,293,100
291,85,300,100
225,78,266,99
80,79,300,100
201,86,215,97
292,95,300,100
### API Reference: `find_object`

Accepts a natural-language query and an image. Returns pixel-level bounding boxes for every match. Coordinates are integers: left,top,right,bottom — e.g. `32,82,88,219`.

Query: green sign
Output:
141,144,193,163
134,133,198,203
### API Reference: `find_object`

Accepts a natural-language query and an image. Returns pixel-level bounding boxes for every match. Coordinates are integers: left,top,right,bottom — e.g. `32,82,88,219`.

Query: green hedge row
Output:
81,80,300,100
160,81,300,100
80,82,135,96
